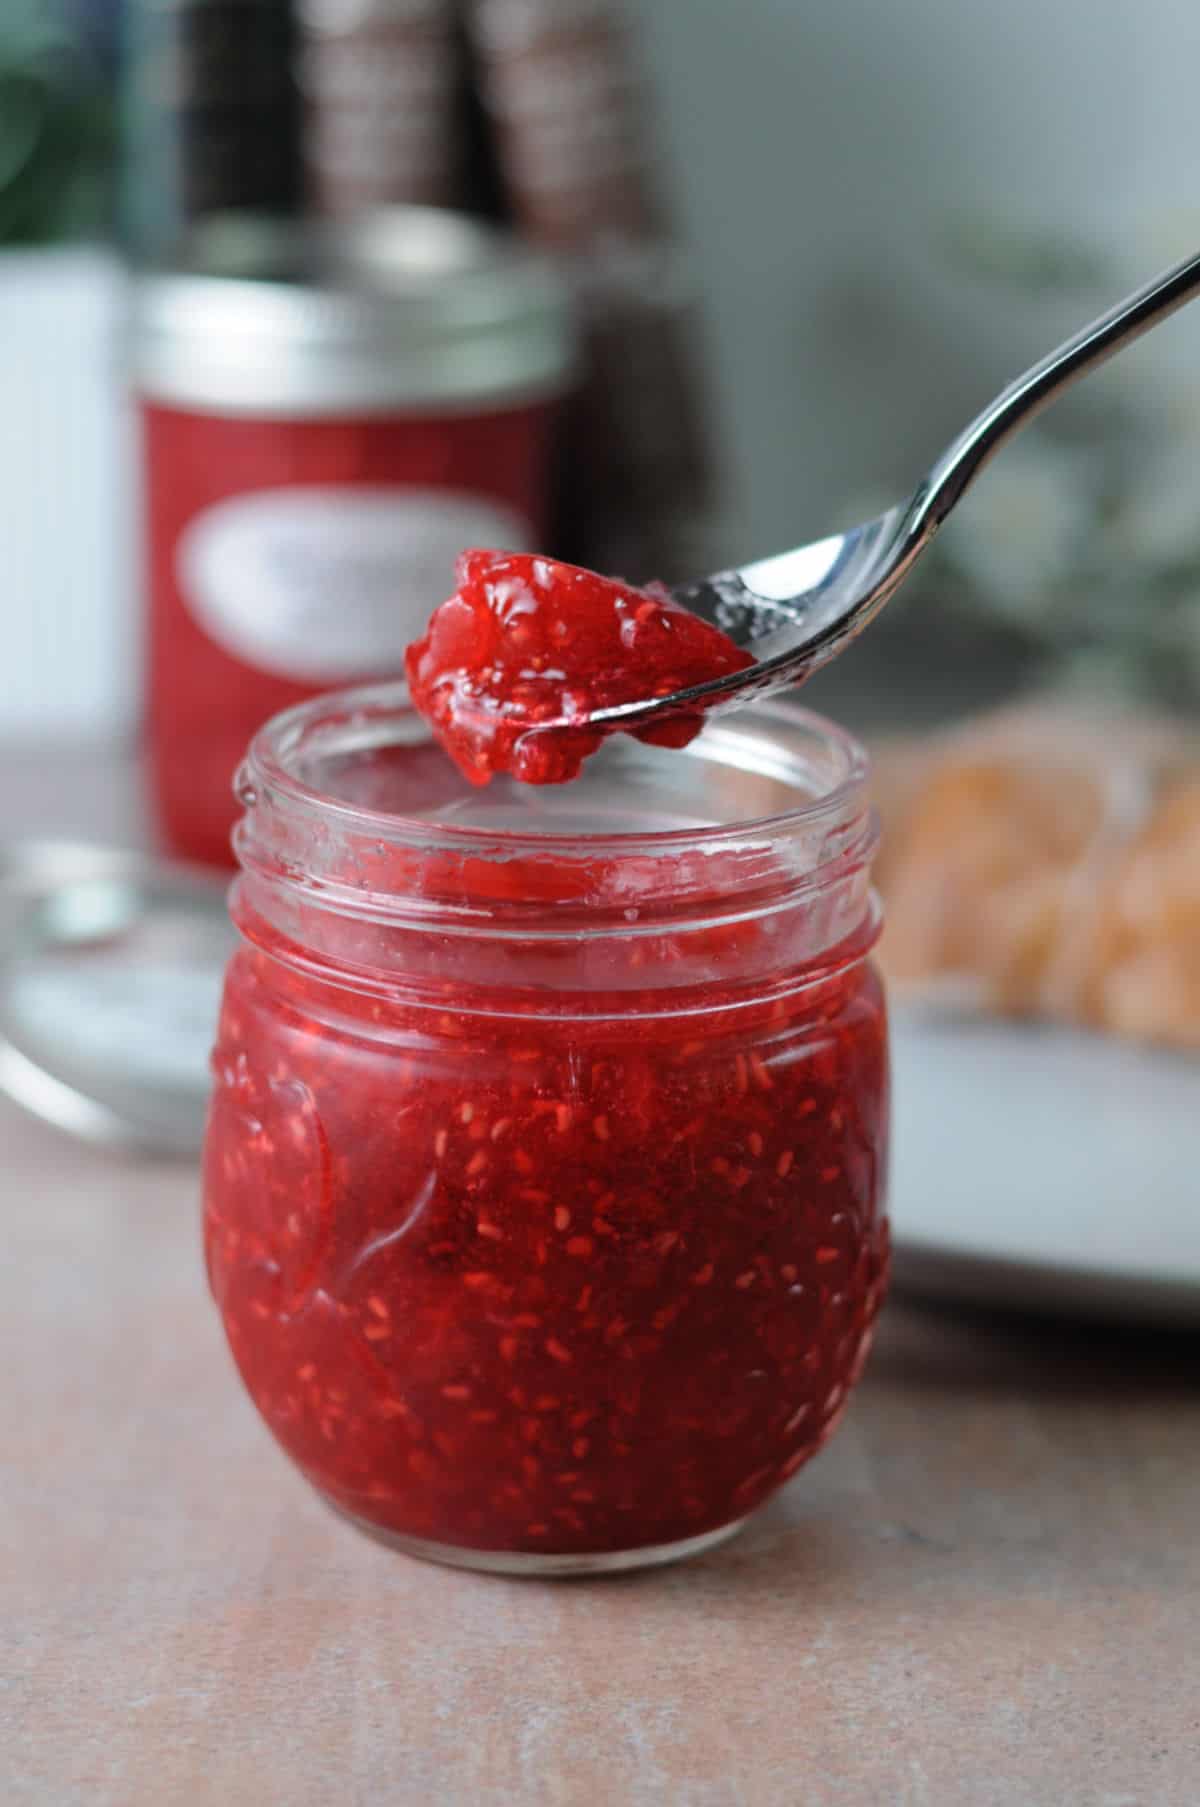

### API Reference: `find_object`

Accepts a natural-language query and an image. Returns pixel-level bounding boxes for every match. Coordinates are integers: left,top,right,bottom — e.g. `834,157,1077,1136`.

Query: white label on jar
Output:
177,485,533,683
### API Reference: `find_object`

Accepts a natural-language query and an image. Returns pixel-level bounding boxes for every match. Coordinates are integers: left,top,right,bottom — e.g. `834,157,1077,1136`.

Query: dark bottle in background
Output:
467,0,662,249
466,0,722,585
121,0,301,259
296,0,460,215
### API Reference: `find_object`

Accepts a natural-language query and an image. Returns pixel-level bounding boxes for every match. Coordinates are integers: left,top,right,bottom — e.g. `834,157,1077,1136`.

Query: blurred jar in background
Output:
132,207,574,867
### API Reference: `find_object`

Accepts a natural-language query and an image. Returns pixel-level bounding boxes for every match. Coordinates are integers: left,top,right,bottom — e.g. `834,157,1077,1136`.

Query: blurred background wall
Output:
637,0,1200,551
4,0,1200,740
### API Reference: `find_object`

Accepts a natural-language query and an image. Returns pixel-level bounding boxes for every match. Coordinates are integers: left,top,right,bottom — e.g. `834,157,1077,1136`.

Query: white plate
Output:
888,1009,1200,1326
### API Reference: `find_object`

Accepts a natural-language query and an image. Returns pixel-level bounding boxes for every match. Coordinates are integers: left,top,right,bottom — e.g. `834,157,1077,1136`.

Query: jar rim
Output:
240,680,872,859
234,681,878,1000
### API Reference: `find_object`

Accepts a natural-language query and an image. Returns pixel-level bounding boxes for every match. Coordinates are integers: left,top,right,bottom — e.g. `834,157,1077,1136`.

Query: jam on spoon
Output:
405,549,754,785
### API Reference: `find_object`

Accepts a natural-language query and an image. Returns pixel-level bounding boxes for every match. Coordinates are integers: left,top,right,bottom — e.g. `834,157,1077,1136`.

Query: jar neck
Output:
232,687,880,1012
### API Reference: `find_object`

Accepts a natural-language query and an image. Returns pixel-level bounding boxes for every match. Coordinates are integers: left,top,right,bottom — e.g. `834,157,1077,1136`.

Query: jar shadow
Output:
512,1490,871,1600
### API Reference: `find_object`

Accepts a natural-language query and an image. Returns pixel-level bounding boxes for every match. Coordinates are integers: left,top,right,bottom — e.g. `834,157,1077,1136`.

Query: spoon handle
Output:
911,246,1200,538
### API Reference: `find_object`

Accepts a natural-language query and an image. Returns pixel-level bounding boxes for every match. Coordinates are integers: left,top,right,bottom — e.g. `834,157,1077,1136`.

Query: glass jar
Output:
203,684,890,1575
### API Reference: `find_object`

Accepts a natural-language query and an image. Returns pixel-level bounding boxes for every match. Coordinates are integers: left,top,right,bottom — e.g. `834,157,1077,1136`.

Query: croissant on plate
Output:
872,702,1200,1052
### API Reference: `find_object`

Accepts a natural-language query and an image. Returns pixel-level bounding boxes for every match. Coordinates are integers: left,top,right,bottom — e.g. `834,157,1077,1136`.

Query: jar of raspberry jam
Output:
133,209,573,868
203,684,889,1574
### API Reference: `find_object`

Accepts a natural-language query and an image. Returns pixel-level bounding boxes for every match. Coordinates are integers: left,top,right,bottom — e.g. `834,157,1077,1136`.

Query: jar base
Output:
324,1501,749,1577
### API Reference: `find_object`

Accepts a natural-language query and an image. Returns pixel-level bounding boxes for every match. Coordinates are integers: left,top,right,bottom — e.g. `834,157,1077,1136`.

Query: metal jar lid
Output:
130,207,577,418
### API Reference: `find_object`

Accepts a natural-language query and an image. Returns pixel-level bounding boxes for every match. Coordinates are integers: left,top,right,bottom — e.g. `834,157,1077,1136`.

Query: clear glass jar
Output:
203,683,890,1575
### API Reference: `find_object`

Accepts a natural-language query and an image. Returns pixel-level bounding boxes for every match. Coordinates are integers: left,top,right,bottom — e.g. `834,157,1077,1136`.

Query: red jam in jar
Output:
406,549,755,785
203,685,889,1573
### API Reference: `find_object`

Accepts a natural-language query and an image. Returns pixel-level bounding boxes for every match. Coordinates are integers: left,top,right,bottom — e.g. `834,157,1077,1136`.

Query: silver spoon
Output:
582,246,1200,737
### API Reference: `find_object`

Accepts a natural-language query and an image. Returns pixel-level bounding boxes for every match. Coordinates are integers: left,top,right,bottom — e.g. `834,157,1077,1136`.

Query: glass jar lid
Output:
0,842,233,1156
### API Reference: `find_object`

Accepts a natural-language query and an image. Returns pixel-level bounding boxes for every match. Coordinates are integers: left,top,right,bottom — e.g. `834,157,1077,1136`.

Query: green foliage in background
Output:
0,0,115,244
